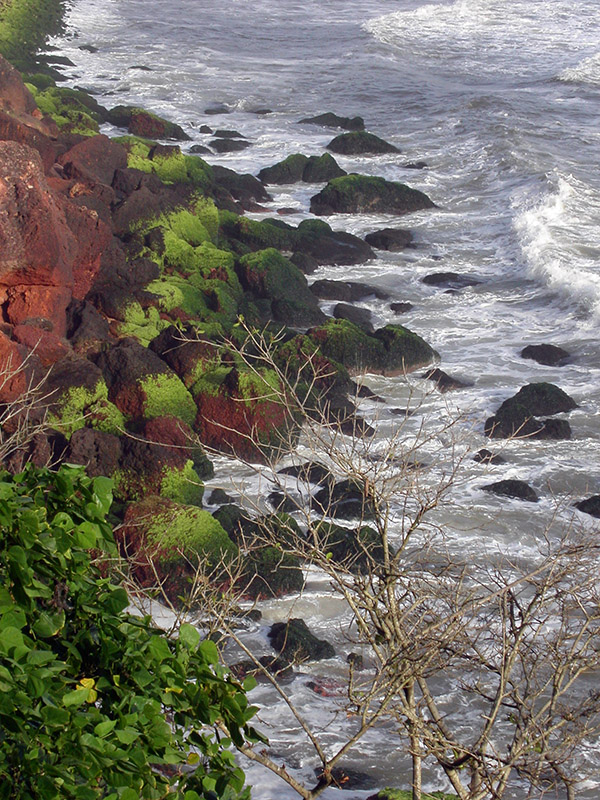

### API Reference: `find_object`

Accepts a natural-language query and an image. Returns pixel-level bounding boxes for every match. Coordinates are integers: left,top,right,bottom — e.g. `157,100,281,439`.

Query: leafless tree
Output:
181,323,600,800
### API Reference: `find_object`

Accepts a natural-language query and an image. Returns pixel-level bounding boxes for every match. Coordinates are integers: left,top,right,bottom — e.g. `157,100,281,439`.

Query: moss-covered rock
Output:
310,174,435,216
268,618,335,663
45,359,126,439
219,211,297,252
118,137,213,189
484,383,576,440
298,112,365,131
312,522,384,572
326,131,399,155
107,105,190,140
242,546,304,599
308,319,437,376
119,496,236,603
192,362,299,463
96,337,197,425
237,248,325,327
258,153,308,184
26,83,100,135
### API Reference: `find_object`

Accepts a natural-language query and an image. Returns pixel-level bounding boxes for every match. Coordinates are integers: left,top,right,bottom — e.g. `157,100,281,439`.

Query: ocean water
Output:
49,0,600,796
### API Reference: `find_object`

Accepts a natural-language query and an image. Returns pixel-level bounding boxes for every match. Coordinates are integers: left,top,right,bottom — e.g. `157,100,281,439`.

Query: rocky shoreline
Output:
0,4,597,607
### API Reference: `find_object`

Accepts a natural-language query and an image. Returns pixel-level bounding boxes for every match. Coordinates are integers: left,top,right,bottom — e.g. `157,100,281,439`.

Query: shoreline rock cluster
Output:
0,35,596,610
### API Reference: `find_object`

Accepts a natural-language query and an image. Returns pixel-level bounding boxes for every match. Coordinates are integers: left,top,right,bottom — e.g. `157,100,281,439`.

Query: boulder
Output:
106,105,190,140
422,368,470,393
313,478,376,520
0,142,78,334
58,134,128,187
310,174,435,216
482,479,539,503
118,495,236,603
236,248,326,328
0,331,27,402
333,303,374,333
258,152,346,185
149,325,219,387
268,618,335,663
214,129,245,138
294,219,374,266
520,343,570,366
303,153,347,182
309,319,438,376
209,138,251,153
390,302,414,314
326,131,399,155
364,228,413,251
314,521,385,572
484,383,576,440
66,426,122,478
277,461,333,486
241,545,304,599
207,488,234,506
0,54,37,115
575,496,600,519
115,416,207,505
298,112,365,131
212,164,271,208
94,338,197,424
473,449,506,465
12,324,69,366
422,272,481,290
192,364,298,463
310,280,388,302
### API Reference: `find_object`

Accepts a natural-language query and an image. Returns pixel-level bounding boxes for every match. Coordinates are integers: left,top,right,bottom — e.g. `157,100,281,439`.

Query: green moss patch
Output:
116,302,170,347
146,503,236,564
119,137,213,189
26,83,100,135
140,372,197,426
47,379,125,438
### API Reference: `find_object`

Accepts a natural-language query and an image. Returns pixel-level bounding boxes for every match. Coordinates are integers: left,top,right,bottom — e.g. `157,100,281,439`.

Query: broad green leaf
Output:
94,719,117,738
179,623,201,651
199,637,219,664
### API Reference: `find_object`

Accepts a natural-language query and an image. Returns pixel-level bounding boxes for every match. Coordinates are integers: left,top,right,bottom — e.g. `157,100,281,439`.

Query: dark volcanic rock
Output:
575,495,600,519
521,343,571,366
106,105,190,140
364,228,414,251
294,219,373,266
298,112,365,131
209,138,251,153
278,461,332,485
58,134,127,188
303,153,347,182
482,479,539,503
214,129,245,138
290,252,319,274
259,152,346,185
422,368,470,393
326,131,399,155
333,303,374,333
309,319,438,376
189,144,212,154
390,302,414,314
473,449,506,465
484,383,576,440
310,175,435,216
212,165,271,208
207,488,235,506
268,618,335,662
258,153,307,184
313,478,376,520
422,272,481,290
310,280,388,302
66,427,122,478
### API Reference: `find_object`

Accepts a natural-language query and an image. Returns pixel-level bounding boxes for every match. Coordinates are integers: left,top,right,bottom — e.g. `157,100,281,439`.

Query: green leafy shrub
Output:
0,463,259,799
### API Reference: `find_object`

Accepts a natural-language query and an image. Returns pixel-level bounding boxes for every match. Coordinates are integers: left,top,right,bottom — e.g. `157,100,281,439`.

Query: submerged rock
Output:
268,618,335,662
422,272,481,290
310,280,388,302
521,343,570,366
365,228,414,251
298,112,365,131
575,495,600,519
482,479,539,503
258,152,346,184
310,174,435,216
326,131,399,155
333,303,374,333
422,368,470,393
484,383,576,440
209,137,251,153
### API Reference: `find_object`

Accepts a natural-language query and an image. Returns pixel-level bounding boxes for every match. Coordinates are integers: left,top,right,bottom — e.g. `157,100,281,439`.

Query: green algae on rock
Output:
310,174,436,215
